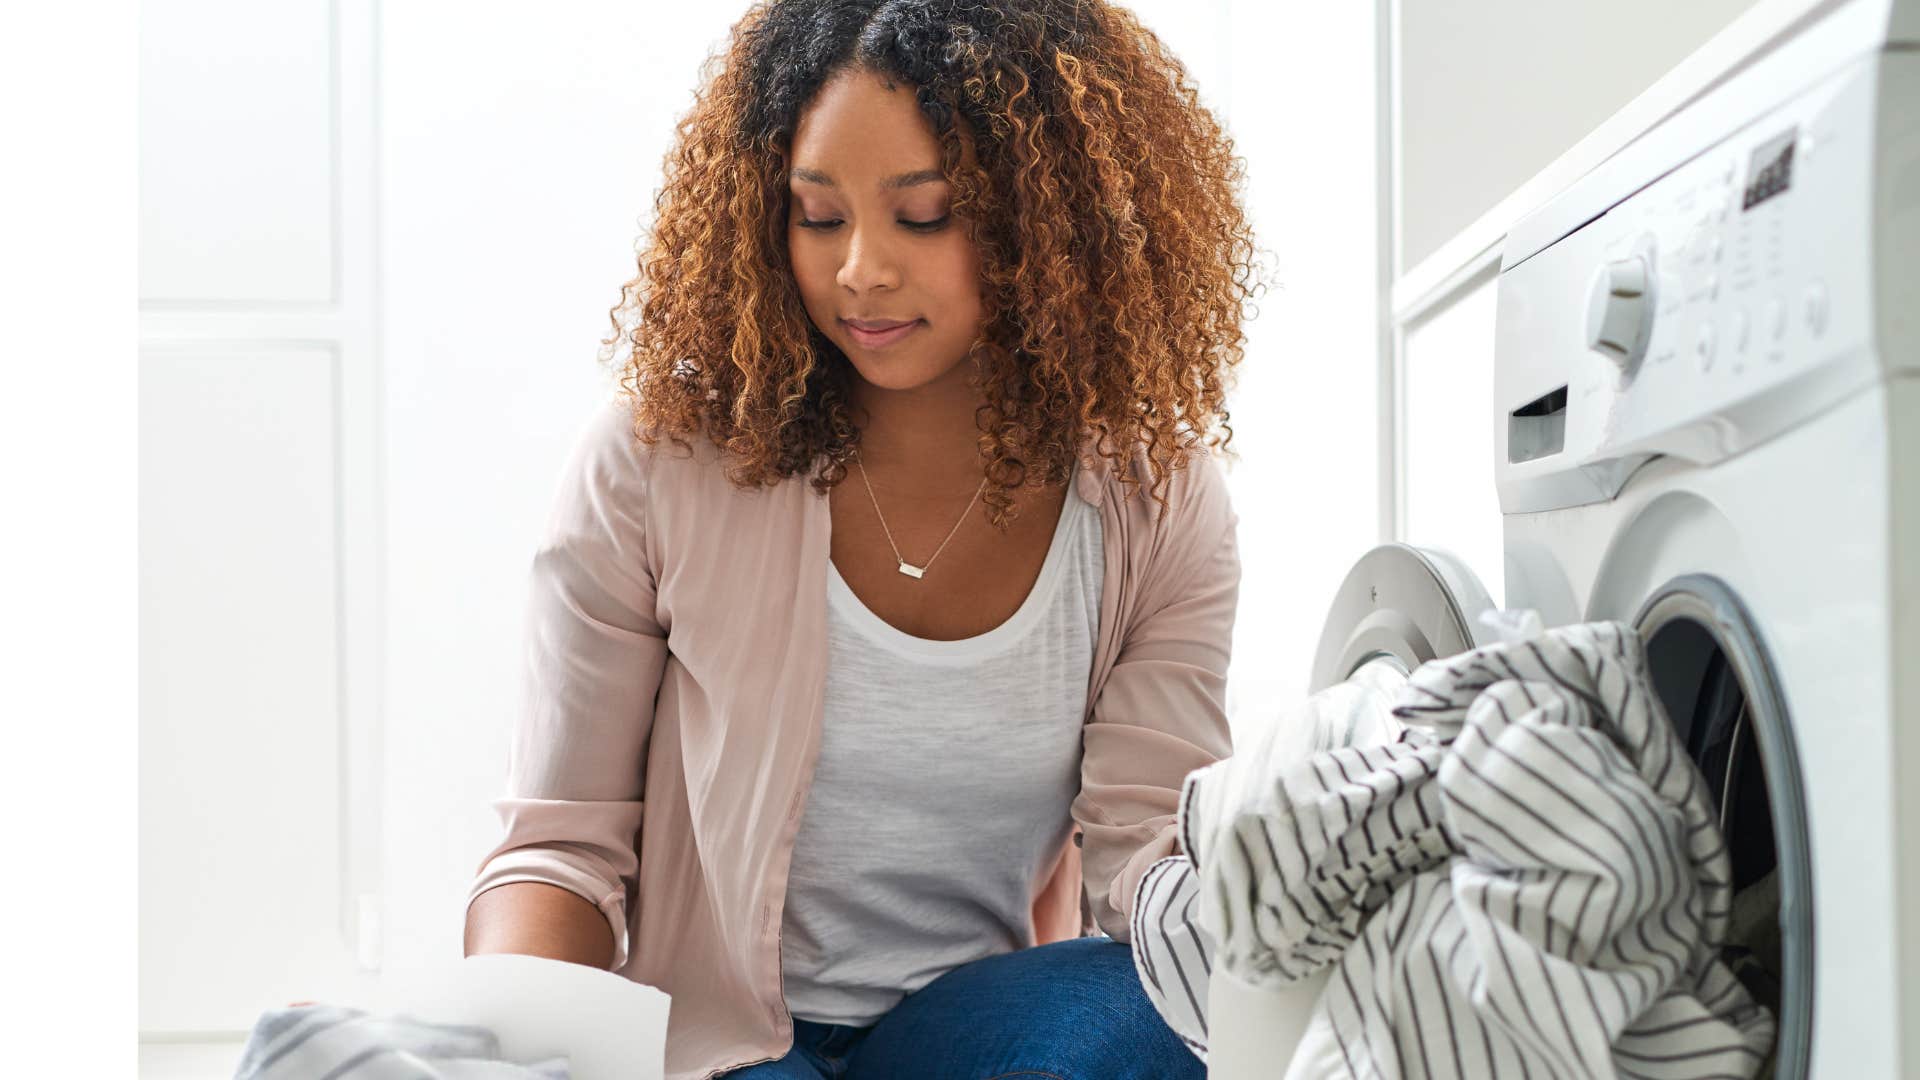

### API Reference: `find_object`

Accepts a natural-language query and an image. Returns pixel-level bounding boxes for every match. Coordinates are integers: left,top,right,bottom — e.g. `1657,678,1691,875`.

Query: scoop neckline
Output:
826,487,1086,663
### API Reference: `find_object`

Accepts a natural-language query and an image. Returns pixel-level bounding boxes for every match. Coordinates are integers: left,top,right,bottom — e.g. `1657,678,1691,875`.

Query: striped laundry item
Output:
232,1003,571,1079
1173,619,1775,1078
1129,660,1410,1061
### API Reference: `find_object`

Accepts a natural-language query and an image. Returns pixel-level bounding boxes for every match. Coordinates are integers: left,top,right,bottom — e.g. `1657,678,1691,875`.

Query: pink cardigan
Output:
466,395,1240,1080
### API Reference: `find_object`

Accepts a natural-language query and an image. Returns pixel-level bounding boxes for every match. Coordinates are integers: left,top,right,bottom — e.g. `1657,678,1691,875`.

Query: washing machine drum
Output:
1635,576,1813,1080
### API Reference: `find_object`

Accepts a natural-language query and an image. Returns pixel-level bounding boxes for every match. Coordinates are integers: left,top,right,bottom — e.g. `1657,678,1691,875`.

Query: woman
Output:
464,1,1258,1077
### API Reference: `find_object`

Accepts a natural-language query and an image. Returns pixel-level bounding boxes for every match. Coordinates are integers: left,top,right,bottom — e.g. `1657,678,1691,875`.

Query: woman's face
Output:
786,67,985,394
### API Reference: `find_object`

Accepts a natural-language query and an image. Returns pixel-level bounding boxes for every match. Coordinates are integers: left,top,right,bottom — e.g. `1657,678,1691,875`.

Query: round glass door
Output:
1634,575,1812,1080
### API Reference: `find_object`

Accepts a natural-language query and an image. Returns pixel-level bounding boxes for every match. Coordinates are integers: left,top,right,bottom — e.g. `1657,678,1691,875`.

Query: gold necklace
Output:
851,451,987,580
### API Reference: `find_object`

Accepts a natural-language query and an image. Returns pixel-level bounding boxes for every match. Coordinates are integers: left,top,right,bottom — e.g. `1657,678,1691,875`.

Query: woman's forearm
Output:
463,881,616,970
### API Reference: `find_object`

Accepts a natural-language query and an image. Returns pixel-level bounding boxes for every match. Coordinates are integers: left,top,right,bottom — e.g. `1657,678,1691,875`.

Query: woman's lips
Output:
841,318,922,349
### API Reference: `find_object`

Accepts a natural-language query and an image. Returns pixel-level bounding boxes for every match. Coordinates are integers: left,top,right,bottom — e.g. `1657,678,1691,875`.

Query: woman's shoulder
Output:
1084,434,1235,534
1076,434,1239,640
568,394,731,494
1078,433,1237,603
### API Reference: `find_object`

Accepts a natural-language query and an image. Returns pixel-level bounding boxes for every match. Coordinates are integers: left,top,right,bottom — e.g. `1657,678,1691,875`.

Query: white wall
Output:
1214,2,1386,741
1397,0,1760,273
377,0,748,983
1095,2,1387,750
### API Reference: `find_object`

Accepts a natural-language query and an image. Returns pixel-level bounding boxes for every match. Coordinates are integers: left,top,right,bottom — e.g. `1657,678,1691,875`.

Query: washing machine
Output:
1208,1,1920,1076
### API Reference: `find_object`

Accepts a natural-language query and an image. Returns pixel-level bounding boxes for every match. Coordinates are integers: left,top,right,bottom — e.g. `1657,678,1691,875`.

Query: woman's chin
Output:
843,355,947,393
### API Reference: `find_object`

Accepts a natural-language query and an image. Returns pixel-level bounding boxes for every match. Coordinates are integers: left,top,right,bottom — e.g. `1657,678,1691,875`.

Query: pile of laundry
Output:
1130,617,1776,1079
232,1004,571,1079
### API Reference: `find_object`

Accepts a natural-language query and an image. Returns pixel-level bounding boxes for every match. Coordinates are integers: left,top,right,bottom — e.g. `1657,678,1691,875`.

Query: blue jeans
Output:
716,935,1203,1079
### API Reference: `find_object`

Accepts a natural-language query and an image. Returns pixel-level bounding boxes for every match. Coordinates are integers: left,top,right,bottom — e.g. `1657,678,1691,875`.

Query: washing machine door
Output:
1207,542,1495,1077
1311,543,1499,692
1629,575,1812,1080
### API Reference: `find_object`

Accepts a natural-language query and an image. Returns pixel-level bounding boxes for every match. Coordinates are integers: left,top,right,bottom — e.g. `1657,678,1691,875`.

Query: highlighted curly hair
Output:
601,0,1261,528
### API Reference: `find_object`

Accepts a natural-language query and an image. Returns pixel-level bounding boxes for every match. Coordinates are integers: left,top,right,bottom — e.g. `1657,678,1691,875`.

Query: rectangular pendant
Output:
897,561,925,579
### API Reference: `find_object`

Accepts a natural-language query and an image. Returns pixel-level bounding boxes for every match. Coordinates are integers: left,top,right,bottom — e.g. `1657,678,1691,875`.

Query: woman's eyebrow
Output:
788,167,945,190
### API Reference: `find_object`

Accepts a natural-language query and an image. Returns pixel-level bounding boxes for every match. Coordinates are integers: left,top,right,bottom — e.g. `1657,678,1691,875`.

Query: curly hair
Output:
601,0,1261,528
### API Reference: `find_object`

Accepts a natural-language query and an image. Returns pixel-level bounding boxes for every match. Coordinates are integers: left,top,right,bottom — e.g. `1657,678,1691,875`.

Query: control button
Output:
1766,296,1789,340
1805,281,1830,338
1711,234,1724,262
1733,309,1751,352
1707,274,1720,300
1586,255,1656,379
1697,323,1717,371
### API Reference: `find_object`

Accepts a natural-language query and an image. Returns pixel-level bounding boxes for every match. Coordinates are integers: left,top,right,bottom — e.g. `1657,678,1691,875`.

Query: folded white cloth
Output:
1129,658,1409,1061
1170,618,1775,1079
233,1003,571,1079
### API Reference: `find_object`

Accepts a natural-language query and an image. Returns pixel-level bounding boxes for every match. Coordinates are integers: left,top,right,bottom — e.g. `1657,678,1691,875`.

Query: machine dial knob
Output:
1585,255,1655,378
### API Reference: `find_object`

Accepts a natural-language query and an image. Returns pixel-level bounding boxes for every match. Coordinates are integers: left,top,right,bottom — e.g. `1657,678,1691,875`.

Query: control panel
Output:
1491,49,1901,515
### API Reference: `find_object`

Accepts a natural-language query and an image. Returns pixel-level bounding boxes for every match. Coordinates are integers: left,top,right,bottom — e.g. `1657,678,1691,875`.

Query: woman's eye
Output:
794,215,949,232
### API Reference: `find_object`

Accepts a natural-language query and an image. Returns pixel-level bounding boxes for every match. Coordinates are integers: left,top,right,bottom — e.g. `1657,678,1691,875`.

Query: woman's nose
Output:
836,225,902,294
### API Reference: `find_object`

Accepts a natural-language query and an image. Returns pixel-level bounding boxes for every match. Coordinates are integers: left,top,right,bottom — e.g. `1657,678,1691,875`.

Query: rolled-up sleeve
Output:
465,398,667,971
1073,453,1239,942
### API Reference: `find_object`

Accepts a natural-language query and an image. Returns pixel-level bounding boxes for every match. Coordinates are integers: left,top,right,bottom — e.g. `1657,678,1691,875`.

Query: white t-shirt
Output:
779,485,1106,1025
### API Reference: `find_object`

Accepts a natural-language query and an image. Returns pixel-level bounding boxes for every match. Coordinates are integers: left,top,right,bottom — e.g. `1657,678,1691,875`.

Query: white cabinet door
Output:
139,0,382,1037
140,0,334,305
139,347,374,1031
1401,272,1505,608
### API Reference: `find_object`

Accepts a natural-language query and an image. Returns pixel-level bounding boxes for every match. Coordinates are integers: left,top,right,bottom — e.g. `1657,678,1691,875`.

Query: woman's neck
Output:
847,361,991,494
